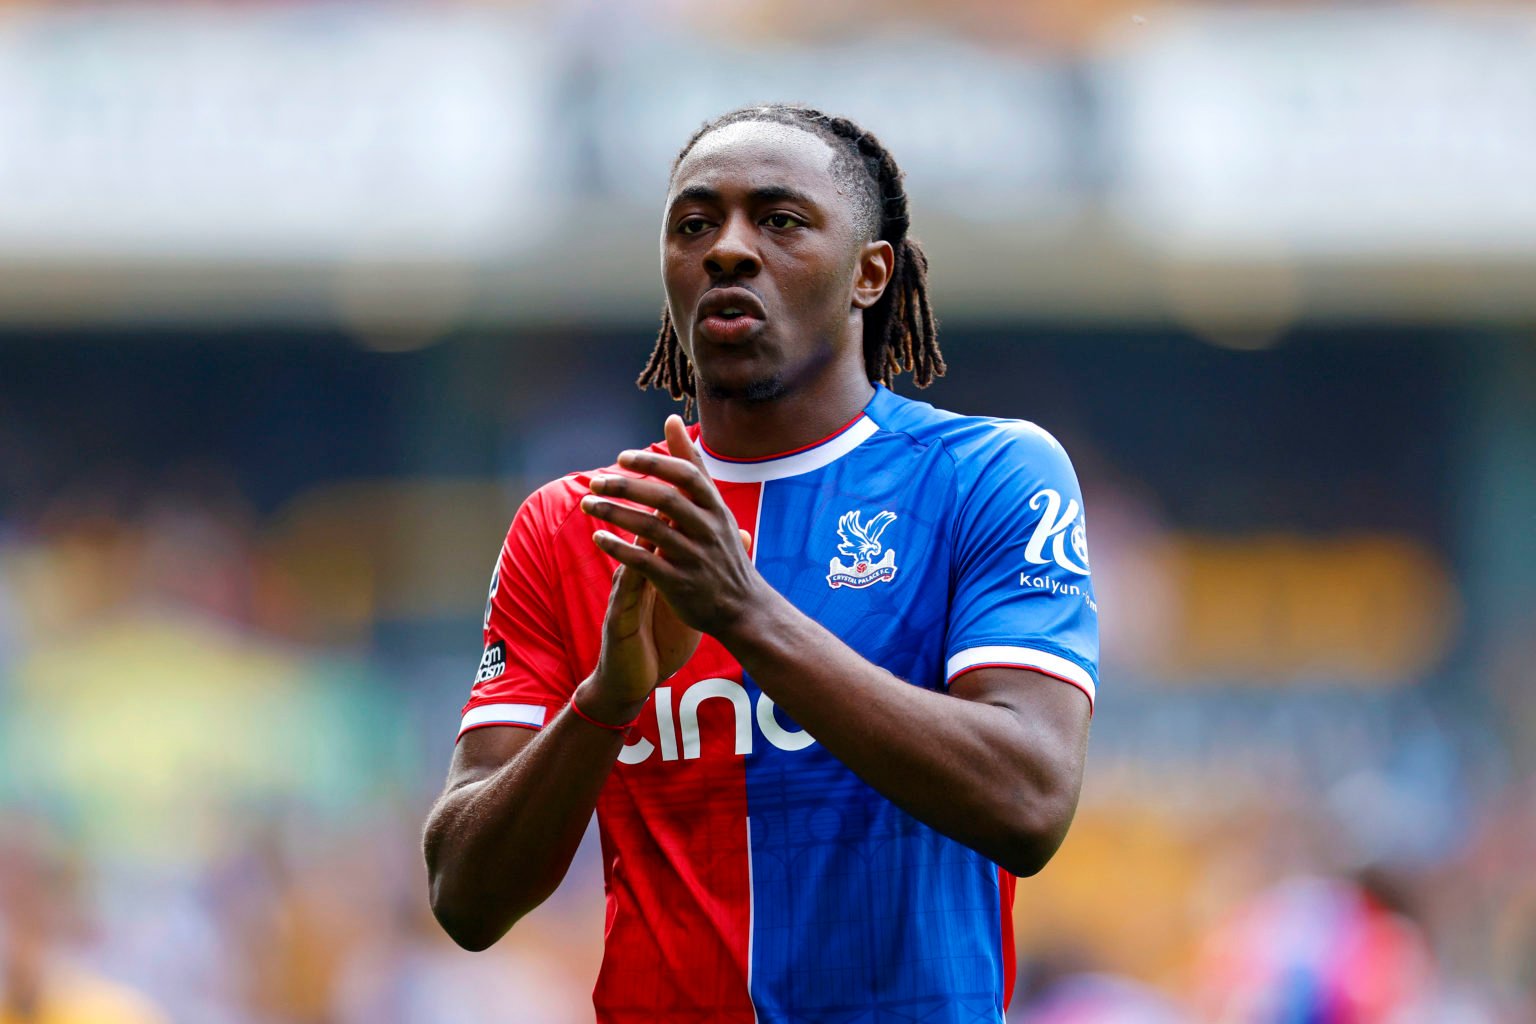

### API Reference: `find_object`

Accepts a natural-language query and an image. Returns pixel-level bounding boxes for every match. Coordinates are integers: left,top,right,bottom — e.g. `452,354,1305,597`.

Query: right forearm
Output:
425,686,637,949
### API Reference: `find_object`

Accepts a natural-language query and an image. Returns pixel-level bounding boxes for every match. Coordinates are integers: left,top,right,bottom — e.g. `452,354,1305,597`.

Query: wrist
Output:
712,581,789,653
573,676,648,729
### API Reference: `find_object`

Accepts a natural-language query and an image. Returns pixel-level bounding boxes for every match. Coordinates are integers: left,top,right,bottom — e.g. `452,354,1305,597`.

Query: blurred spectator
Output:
1015,968,1187,1023
1193,874,1436,1024
0,825,168,1024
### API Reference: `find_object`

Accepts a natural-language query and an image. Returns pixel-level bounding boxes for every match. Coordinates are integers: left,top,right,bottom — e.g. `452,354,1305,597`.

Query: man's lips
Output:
698,313,765,345
696,286,766,322
695,286,766,345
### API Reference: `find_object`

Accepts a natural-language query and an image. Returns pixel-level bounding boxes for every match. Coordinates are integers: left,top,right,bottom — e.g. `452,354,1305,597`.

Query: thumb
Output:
601,562,643,638
664,414,704,470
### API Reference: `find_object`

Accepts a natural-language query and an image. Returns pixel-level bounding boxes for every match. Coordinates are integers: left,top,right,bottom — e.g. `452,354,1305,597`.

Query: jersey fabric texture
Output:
460,385,1099,1024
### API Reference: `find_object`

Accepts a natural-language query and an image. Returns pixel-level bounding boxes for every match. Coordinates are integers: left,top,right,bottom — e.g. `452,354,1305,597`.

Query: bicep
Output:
950,666,1091,778
443,724,541,793
425,725,540,873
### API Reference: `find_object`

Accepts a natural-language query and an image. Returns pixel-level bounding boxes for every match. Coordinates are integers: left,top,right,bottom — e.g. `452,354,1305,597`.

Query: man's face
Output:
661,121,875,403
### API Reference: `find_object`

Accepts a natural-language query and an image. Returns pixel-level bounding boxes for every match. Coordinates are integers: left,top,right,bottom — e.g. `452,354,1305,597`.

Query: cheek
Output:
660,252,692,316
795,246,859,313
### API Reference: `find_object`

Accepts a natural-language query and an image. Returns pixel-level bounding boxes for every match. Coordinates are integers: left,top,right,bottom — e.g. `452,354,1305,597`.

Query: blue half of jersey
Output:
715,385,1100,1023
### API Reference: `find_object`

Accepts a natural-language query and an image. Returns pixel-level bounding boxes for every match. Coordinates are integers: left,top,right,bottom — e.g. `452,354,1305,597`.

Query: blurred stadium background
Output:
1,1,1534,1021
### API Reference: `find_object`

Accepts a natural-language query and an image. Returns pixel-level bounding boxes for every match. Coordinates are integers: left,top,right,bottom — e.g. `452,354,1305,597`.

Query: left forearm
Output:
718,586,1080,875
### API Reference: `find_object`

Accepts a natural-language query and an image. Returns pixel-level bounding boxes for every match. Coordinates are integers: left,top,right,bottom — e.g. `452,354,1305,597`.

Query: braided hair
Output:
638,104,944,409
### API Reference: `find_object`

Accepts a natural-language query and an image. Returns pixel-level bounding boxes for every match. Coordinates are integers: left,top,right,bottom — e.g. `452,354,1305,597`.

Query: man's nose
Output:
703,213,759,279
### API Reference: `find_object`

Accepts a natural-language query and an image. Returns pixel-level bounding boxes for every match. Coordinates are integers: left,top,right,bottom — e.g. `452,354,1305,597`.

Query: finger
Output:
738,527,753,554
665,414,705,472
614,449,720,509
593,529,676,586
581,496,695,556
613,560,644,596
587,476,712,536
636,571,657,624
608,560,646,603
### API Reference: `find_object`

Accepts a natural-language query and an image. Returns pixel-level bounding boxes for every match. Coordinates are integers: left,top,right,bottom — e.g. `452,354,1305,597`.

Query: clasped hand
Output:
581,415,762,645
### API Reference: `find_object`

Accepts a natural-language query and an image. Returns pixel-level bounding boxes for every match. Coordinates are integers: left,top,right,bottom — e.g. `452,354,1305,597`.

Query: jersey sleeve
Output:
458,482,578,739
945,422,1100,710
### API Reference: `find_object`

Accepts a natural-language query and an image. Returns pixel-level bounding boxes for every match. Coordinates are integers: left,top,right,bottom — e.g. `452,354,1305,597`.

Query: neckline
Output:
697,387,886,483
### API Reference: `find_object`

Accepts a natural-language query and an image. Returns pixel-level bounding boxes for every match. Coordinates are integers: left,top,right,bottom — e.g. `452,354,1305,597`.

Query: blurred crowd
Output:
0,472,603,1024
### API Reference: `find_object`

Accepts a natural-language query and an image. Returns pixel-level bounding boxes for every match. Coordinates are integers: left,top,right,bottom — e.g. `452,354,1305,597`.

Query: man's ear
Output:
851,239,895,310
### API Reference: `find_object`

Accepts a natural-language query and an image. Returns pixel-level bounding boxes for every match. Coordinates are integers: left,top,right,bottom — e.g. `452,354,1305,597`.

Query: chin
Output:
700,373,788,403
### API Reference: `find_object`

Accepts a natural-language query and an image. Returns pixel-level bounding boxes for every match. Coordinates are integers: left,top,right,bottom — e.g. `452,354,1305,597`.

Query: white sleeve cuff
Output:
945,646,1096,709
458,702,548,738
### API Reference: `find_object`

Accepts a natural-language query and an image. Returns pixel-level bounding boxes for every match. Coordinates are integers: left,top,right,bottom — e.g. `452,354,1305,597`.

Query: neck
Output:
696,369,875,460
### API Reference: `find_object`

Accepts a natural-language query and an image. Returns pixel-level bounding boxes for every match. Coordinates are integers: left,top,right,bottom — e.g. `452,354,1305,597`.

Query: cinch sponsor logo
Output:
618,678,815,765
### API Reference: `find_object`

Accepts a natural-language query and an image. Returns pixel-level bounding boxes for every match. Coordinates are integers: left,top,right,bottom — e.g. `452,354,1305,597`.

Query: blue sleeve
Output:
945,421,1100,709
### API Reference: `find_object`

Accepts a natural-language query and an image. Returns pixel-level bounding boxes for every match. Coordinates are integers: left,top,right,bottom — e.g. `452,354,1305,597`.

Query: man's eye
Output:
677,218,709,235
763,213,804,229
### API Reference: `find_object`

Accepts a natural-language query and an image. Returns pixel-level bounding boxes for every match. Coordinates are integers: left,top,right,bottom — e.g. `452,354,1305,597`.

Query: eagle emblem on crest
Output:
827,510,899,589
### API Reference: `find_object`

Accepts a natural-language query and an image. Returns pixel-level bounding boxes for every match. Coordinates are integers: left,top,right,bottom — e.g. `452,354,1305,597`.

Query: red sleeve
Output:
458,480,580,739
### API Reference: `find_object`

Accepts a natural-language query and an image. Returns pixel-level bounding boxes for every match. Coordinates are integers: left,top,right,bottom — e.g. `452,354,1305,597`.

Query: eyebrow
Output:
670,184,818,210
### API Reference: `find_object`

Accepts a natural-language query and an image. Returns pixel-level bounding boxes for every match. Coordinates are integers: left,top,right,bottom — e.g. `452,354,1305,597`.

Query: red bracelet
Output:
568,696,639,733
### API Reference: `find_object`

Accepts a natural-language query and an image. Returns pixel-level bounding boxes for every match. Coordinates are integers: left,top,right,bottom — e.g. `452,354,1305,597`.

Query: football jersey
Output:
460,384,1099,1023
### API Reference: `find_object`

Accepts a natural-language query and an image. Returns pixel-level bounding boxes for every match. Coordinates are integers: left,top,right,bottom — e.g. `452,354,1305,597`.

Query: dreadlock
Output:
637,104,944,412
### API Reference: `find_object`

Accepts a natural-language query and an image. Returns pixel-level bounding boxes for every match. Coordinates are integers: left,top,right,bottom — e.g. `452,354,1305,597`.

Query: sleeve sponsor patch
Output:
475,640,507,684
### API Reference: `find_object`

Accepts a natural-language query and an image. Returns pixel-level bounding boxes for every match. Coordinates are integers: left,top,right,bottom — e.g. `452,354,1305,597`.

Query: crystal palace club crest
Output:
826,510,899,589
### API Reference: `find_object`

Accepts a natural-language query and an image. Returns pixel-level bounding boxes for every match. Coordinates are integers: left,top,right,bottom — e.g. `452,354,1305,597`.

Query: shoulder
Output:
506,446,659,546
507,475,588,542
514,443,658,526
866,387,1076,490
